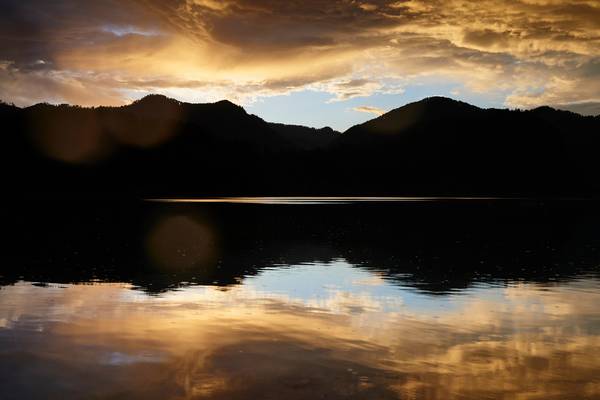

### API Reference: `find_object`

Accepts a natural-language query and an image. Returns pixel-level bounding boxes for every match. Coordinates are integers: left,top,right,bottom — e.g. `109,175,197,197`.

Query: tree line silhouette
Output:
2,95,599,196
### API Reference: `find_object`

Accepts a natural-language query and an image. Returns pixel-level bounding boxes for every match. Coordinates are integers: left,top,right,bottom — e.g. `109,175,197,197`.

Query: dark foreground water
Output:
1,198,600,399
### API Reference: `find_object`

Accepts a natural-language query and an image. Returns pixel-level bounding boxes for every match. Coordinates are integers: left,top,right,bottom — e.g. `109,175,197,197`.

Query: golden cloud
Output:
353,105,387,116
0,0,599,113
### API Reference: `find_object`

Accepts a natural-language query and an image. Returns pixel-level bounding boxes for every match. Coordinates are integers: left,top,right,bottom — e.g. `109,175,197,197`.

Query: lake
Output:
1,198,600,399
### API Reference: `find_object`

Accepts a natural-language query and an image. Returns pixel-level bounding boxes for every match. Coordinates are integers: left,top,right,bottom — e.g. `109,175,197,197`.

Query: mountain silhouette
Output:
4,197,600,294
1,95,599,196
268,123,339,150
335,97,600,195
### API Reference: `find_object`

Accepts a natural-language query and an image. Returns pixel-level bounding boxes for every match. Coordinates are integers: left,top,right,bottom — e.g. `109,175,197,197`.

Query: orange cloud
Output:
353,105,387,116
0,0,598,113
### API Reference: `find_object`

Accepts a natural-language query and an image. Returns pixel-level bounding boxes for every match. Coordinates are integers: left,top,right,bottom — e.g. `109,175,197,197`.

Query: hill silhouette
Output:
4,198,600,294
336,97,600,195
2,95,600,196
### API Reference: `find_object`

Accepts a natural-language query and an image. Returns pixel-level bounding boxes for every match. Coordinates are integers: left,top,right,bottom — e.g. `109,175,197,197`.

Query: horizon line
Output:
144,196,595,205
3,94,597,133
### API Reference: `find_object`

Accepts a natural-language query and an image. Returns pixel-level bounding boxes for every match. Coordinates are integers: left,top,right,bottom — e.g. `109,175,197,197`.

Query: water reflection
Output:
2,199,600,398
147,196,530,204
4,199,600,293
145,214,219,270
1,262,600,399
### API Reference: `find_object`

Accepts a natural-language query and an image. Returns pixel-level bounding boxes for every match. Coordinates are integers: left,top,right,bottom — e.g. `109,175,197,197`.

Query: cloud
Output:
554,101,600,116
0,0,598,113
463,29,512,49
353,106,387,116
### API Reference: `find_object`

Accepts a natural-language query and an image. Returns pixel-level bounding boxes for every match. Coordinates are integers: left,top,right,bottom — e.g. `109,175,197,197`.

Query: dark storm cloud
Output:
0,0,163,67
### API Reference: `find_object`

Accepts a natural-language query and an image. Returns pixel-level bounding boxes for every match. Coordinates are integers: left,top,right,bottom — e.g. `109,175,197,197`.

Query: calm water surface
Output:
1,199,600,399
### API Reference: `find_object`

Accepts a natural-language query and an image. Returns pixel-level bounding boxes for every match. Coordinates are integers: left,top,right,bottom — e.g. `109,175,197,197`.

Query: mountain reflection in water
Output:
1,199,600,399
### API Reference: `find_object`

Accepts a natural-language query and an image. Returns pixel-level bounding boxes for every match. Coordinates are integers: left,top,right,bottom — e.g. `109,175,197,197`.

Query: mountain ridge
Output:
2,95,600,196
6,94,598,133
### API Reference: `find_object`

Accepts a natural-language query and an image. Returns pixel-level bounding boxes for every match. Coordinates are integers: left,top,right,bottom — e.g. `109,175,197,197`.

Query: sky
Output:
1,0,599,131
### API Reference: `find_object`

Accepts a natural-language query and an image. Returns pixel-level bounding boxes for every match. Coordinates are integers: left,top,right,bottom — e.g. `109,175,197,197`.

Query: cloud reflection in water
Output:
1,261,600,399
